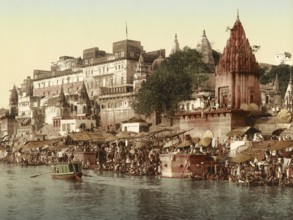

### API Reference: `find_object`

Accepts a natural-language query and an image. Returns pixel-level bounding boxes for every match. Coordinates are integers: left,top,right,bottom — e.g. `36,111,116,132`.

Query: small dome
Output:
152,55,165,71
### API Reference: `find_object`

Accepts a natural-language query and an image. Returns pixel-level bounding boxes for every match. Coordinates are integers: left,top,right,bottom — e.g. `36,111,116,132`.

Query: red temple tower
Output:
215,13,260,110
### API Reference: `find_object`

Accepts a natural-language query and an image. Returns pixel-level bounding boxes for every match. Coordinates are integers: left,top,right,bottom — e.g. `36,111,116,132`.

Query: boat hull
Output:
51,162,83,180
51,172,82,180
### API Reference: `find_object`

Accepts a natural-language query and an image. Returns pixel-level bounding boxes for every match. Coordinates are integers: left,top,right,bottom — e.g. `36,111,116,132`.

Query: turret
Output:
170,33,180,54
9,85,18,117
134,53,148,91
196,30,215,72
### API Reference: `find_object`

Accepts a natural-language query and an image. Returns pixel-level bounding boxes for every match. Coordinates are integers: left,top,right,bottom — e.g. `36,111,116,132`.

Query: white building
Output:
59,118,96,136
275,52,293,65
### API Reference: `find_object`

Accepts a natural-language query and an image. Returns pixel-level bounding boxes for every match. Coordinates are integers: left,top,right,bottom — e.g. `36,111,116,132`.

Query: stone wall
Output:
178,110,247,141
100,108,135,129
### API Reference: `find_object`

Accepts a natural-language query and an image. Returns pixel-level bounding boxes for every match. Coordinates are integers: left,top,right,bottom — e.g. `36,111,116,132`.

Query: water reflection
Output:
0,164,293,220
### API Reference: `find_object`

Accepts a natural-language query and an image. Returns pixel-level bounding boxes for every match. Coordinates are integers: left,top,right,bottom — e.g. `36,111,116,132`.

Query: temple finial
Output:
237,9,239,20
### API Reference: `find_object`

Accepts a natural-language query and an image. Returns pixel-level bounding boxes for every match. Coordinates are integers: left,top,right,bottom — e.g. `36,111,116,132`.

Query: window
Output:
121,52,124,57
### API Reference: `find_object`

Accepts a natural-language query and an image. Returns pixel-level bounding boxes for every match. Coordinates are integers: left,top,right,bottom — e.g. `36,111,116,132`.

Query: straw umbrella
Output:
176,140,193,148
198,137,212,147
116,131,131,139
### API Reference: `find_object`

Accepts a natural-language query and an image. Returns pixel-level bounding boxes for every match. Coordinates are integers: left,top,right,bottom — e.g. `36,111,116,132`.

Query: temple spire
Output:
273,73,280,91
59,84,68,107
237,9,239,21
171,33,180,54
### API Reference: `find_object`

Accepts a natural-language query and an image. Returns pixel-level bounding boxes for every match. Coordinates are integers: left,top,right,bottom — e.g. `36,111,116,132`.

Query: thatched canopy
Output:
198,137,212,147
68,132,105,143
232,140,275,163
135,132,150,138
240,103,250,111
100,132,116,143
270,140,293,151
163,139,180,148
192,137,200,144
23,138,64,150
116,131,132,139
226,126,260,137
176,140,193,148
232,152,252,163
277,109,292,123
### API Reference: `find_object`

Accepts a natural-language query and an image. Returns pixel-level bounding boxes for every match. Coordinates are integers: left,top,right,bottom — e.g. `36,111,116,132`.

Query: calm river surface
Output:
0,164,292,220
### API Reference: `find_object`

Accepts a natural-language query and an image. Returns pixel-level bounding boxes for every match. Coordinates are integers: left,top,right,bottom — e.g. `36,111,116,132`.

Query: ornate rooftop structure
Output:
170,33,180,54
196,30,215,72
215,13,260,109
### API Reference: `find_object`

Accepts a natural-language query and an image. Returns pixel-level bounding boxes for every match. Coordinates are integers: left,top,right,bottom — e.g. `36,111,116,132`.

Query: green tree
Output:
259,65,271,85
133,47,209,121
268,64,292,96
212,49,221,65
259,64,292,97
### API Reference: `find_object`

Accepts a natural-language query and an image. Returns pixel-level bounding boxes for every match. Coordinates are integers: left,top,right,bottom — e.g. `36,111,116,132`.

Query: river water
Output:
0,164,292,220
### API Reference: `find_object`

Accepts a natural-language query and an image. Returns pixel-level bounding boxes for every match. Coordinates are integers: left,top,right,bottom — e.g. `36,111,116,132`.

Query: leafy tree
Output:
133,47,209,120
259,65,271,85
259,64,292,97
268,64,292,96
212,49,221,65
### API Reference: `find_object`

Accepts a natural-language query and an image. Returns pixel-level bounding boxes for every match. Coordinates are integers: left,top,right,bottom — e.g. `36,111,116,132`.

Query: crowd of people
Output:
1,132,293,187
228,154,293,187
94,142,161,176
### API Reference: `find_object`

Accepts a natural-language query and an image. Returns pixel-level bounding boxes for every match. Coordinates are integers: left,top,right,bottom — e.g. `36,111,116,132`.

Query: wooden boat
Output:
51,162,82,180
160,153,217,179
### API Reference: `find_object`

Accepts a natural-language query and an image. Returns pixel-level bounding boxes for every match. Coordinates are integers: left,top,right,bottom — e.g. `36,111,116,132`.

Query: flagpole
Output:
126,22,128,40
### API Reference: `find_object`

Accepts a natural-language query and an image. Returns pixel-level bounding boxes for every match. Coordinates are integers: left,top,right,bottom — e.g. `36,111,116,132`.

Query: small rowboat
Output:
51,162,82,180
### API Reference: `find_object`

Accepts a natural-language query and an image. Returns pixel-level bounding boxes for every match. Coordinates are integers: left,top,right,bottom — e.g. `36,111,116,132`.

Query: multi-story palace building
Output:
25,38,163,135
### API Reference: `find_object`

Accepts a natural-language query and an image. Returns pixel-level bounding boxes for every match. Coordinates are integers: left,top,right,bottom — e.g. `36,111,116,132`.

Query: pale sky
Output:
0,0,292,108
